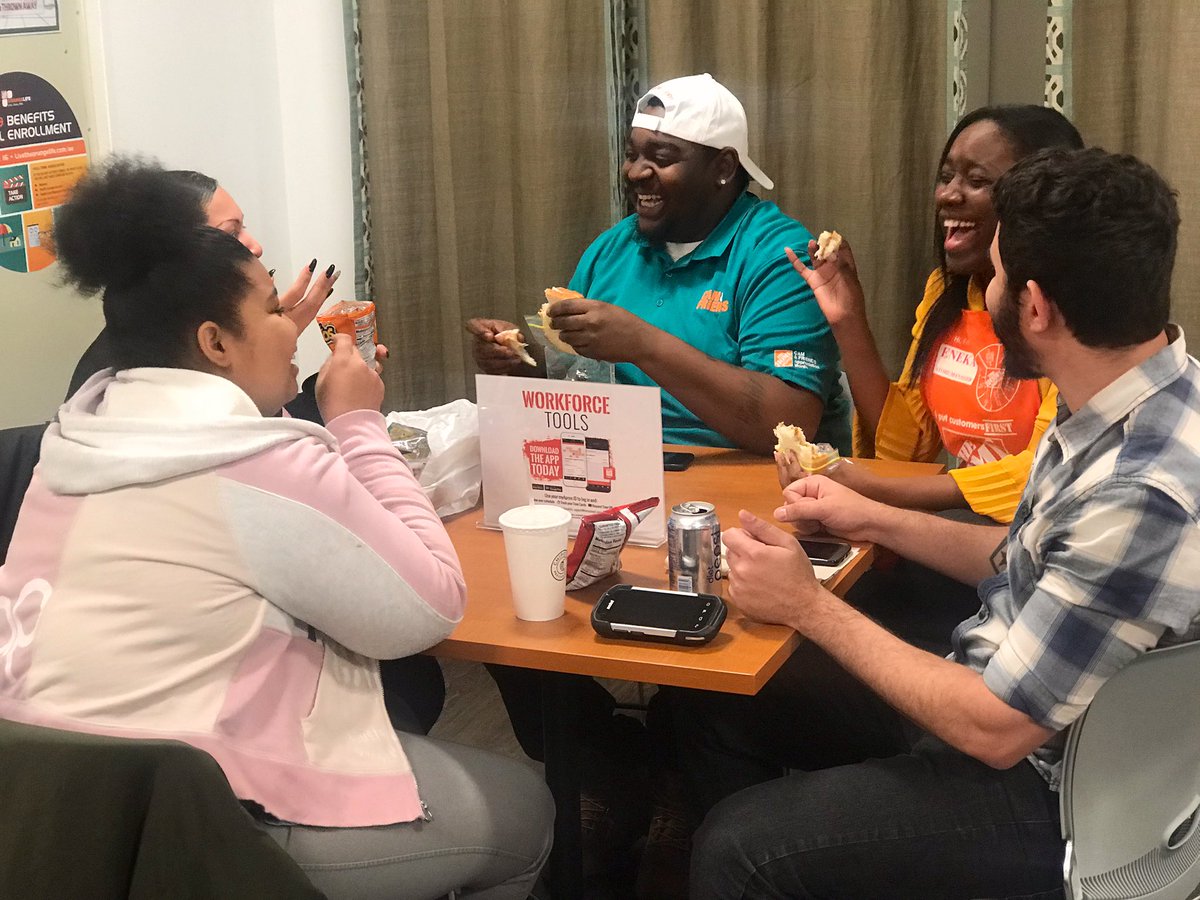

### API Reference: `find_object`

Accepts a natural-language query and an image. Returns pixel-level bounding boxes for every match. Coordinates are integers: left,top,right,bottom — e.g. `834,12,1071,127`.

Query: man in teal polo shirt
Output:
469,73,850,455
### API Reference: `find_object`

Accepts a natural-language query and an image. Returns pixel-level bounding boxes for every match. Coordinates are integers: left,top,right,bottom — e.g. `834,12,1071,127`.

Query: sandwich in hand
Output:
538,286,582,355
495,328,536,366
813,230,843,262
773,422,840,474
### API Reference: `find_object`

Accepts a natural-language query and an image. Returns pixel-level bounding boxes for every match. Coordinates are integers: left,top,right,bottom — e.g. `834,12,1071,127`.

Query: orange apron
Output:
920,310,1041,466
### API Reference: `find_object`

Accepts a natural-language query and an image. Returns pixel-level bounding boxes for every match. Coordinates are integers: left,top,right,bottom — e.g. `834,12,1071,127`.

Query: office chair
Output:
1060,641,1200,900
0,719,325,899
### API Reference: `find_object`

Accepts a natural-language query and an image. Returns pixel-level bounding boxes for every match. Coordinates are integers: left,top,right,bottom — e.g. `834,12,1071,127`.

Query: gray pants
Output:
262,734,554,900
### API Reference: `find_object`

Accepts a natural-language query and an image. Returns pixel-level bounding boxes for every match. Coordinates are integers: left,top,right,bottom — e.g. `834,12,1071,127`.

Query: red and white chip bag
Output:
565,497,660,590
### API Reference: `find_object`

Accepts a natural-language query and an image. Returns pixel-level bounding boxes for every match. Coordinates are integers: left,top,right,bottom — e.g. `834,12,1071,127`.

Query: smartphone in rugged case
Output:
591,584,727,645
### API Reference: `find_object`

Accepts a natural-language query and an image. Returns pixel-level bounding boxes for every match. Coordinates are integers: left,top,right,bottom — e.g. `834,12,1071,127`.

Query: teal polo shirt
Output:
568,192,851,452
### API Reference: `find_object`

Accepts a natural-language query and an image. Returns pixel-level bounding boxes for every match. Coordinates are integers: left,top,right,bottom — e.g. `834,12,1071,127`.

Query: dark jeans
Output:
659,555,1063,898
690,730,1063,900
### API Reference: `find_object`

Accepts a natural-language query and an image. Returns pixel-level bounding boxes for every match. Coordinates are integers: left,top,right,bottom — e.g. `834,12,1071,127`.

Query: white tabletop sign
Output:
476,374,666,547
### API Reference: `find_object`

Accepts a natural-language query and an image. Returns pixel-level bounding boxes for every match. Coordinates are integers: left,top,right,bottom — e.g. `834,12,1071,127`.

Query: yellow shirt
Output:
868,269,1057,523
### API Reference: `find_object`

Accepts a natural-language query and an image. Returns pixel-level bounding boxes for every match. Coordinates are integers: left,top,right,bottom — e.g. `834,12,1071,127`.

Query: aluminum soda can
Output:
668,501,721,593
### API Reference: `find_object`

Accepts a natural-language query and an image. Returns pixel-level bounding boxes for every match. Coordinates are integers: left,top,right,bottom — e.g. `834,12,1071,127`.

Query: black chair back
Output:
0,422,47,565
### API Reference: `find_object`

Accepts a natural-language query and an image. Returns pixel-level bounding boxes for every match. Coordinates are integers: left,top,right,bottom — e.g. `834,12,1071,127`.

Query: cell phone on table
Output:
797,538,852,566
591,584,726,645
663,451,695,472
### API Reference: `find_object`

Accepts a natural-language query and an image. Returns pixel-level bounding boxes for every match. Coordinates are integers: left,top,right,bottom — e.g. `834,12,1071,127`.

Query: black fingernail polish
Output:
268,268,276,277
308,258,318,273
325,264,335,277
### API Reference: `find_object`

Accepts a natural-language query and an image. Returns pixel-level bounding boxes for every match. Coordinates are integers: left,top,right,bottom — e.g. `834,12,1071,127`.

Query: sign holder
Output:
477,374,666,547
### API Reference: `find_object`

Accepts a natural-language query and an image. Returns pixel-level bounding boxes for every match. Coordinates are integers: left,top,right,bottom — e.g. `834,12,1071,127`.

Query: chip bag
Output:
318,300,379,368
565,497,660,590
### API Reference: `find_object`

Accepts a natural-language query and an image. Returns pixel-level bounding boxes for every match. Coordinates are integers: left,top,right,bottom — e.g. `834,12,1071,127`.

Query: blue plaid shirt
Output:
951,326,1200,787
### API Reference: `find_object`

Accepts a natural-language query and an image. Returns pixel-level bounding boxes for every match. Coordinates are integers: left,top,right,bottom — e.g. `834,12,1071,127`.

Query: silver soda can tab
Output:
668,501,721,593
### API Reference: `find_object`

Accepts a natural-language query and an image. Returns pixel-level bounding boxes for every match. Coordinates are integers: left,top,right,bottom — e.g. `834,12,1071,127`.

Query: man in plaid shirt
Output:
683,147,1200,898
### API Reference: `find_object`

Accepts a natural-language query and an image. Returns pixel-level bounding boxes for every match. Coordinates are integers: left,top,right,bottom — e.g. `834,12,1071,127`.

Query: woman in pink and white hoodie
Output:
0,159,552,899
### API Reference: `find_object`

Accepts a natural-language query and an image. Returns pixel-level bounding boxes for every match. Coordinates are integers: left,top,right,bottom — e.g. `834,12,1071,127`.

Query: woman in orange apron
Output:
786,105,1083,524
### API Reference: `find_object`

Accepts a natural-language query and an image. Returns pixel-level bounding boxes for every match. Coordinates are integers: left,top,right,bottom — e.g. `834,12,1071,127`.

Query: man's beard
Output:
992,288,1043,380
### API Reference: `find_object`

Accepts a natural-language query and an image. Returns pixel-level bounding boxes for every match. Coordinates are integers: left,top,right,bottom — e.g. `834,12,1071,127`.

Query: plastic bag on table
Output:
385,399,480,518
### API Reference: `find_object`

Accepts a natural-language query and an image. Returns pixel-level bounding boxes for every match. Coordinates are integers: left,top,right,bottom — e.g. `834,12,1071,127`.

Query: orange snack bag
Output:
318,300,379,367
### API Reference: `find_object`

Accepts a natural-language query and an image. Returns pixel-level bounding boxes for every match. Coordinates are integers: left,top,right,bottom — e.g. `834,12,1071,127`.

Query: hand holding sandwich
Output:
465,317,532,375
544,297,654,364
785,239,865,330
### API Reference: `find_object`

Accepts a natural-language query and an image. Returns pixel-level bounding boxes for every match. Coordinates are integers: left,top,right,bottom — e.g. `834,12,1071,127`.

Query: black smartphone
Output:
797,538,852,566
591,584,726,645
663,451,695,472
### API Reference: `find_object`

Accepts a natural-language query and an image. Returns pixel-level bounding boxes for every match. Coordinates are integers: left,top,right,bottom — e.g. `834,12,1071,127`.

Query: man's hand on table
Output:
546,297,652,363
724,510,827,633
774,474,886,543
729,509,1052,768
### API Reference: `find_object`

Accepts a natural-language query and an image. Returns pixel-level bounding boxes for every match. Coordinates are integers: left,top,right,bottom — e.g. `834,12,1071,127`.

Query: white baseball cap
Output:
630,73,773,190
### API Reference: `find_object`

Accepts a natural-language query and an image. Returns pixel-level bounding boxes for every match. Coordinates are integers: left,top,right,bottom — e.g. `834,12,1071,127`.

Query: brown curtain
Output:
1072,1,1200,340
357,1,613,411
645,0,947,373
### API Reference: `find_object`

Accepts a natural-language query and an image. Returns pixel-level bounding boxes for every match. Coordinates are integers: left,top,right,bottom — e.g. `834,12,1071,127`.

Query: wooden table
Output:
432,447,943,898
435,447,942,693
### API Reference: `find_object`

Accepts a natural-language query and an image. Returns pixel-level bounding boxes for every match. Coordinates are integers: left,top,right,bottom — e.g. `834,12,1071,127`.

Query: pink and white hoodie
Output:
0,369,466,827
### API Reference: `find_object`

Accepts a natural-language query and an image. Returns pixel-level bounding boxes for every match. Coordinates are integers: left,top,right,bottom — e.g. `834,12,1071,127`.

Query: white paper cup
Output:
498,504,572,621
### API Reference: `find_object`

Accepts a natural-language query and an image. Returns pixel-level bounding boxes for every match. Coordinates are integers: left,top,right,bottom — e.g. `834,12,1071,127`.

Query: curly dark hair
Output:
54,157,253,369
994,147,1178,348
907,105,1084,387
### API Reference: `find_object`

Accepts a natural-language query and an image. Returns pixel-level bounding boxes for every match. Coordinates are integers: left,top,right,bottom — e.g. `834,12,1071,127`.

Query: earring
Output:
719,178,727,186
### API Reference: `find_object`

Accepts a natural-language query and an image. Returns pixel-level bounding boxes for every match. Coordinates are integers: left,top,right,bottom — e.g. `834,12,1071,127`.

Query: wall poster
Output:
0,69,88,273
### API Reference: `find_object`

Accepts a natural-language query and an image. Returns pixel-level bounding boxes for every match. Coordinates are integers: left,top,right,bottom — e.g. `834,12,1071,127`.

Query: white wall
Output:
91,0,356,379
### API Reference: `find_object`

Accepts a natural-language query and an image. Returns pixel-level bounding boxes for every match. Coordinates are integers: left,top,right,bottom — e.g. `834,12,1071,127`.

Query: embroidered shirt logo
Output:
774,350,821,370
695,290,728,313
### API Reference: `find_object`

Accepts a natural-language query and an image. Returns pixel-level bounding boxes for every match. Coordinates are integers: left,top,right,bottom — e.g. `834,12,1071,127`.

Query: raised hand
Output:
282,260,339,330
785,239,866,329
